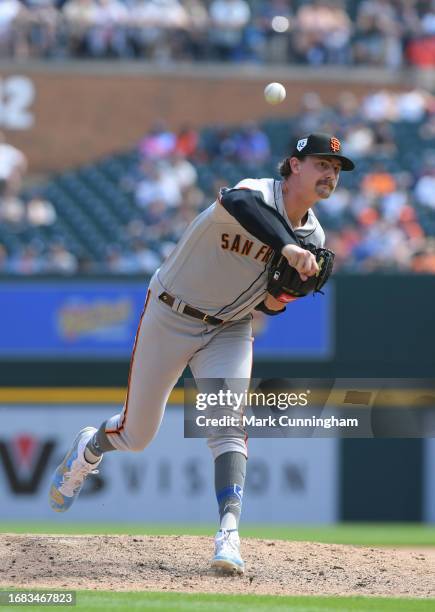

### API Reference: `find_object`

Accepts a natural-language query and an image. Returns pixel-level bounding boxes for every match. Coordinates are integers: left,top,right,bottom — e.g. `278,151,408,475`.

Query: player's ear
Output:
289,156,301,174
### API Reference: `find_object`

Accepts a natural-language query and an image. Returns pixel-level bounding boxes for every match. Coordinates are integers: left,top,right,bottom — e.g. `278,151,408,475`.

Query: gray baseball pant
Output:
103,275,253,459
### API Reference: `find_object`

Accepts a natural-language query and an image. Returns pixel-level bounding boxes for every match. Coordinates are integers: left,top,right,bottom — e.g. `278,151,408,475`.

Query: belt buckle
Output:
202,314,211,324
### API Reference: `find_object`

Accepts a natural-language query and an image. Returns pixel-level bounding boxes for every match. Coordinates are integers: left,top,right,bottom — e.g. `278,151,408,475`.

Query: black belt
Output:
158,292,224,326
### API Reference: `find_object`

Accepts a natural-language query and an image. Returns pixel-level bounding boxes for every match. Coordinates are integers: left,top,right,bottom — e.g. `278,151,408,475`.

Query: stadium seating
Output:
5,115,433,274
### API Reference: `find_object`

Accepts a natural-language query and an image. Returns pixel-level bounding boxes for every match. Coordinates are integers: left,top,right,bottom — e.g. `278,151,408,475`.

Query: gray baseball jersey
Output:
157,178,325,321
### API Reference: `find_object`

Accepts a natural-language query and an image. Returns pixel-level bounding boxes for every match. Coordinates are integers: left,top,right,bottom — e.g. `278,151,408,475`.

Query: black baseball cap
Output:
290,132,355,171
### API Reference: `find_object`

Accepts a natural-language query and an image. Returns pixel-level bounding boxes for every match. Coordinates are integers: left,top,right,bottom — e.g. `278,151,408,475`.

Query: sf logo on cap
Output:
296,138,308,152
330,137,341,153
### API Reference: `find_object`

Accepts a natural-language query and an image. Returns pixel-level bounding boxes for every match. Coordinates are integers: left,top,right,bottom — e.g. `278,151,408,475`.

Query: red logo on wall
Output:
0,435,56,494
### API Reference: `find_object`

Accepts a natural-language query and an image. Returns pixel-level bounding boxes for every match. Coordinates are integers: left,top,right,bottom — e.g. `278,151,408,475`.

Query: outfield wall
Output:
0,62,408,173
0,389,430,523
425,439,435,523
0,274,433,522
0,403,338,523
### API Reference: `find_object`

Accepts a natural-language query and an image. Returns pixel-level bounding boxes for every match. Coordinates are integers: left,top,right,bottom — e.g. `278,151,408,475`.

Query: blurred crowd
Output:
0,0,434,67
1,87,435,275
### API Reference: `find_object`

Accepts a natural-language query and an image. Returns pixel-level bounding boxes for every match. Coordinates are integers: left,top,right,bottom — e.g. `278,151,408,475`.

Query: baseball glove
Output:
267,244,335,302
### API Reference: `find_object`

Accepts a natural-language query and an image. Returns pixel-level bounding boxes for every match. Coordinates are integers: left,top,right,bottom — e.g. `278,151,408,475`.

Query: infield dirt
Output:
1,534,434,597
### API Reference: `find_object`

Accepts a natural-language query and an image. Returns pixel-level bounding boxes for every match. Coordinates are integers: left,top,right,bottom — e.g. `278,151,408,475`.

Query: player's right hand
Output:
281,244,319,281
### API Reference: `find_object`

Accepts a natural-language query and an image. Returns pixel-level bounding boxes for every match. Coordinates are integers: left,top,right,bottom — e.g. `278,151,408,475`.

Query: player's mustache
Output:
317,180,335,188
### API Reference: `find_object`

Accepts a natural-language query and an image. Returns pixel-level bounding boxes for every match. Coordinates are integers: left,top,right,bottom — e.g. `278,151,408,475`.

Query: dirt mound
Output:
1,534,434,597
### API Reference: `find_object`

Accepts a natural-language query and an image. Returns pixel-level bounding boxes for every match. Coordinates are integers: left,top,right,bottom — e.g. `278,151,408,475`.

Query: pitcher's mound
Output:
1,534,434,597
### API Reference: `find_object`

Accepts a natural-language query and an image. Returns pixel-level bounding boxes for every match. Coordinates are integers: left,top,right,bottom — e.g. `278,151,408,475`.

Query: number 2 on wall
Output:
0,76,35,130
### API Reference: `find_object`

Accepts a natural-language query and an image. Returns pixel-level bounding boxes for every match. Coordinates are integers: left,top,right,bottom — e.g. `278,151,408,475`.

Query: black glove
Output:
267,244,335,303
254,300,286,316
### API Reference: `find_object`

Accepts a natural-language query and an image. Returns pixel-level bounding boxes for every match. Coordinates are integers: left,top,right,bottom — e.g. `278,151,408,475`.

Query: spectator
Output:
326,226,362,269
293,0,352,65
0,0,433,66
361,90,398,122
352,221,411,272
129,0,189,61
315,186,352,229
411,239,435,272
45,241,78,274
168,152,198,192
209,0,251,60
63,0,99,57
254,0,293,64
130,241,161,274
292,92,332,135
27,195,57,226
419,113,435,140
233,122,270,166
170,199,201,245
141,198,174,239
9,244,45,274
196,124,240,162
399,203,425,241
414,165,435,209
0,243,8,272
87,0,130,58
334,91,361,129
372,121,397,157
14,0,60,58
175,124,199,158
421,1,435,35
341,119,396,161
0,0,22,57
396,88,429,122
134,161,181,209
138,121,176,160
0,195,26,226
342,122,376,158
406,34,435,68
0,132,27,198
353,0,403,68
380,172,412,222
181,0,209,60
361,163,397,197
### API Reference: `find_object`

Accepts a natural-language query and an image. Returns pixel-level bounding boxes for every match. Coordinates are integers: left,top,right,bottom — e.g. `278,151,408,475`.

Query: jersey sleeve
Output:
218,186,300,252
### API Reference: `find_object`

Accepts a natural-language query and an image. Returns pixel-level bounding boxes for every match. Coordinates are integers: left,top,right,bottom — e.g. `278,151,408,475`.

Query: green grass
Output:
1,592,435,612
1,523,435,546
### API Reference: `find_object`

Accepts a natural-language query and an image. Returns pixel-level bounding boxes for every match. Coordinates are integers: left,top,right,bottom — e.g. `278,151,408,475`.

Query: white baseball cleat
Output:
49,427,101,512
211,529,245,574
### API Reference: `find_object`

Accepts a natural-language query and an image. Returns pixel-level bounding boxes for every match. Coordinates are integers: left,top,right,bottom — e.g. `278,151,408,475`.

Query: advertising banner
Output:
0,282,147,357
0,404,338,523
253,287,333,359
0,282,333,359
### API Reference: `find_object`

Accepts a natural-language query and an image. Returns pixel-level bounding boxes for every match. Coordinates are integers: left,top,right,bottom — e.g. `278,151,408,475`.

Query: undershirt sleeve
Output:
219,187,300,251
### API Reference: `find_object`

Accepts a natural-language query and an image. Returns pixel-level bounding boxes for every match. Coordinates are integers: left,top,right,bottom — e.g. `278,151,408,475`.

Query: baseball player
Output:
49,133,354,574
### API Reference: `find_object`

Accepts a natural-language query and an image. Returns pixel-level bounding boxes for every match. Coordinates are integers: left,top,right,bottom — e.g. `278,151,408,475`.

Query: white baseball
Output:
264,82,286,105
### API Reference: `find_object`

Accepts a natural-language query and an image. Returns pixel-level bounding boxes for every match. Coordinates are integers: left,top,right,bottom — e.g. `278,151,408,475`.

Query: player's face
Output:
307,156,341,199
